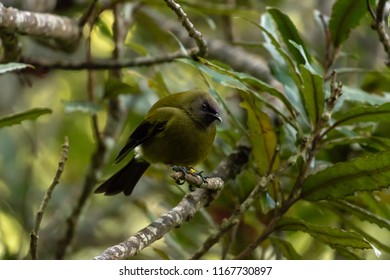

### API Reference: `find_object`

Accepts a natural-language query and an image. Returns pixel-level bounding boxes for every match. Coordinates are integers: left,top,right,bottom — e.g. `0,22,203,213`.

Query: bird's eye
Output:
201,103,209,111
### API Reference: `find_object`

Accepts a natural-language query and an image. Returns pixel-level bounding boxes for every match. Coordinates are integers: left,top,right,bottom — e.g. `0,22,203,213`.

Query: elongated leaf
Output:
323,135,390,151
270,237,302,260
267,8,310,64
329,200,390,231
299,64,325,125
346,221,390,254
241,96,279,175
179,58,298,127
228,71,298,119
276,217,371,249
337,86,390,107
327,103,390,134
329,0,372,47
0,63,32,74
0,108,52,128
333,245,363,260
248,16,305,108
301,150,390,201
259,14,285,65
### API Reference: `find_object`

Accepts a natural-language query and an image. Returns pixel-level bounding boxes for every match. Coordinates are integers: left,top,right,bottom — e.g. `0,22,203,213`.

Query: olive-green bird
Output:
94,91,222,196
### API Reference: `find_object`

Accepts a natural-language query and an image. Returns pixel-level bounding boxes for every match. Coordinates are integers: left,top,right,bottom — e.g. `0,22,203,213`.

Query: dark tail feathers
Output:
94,157,150,196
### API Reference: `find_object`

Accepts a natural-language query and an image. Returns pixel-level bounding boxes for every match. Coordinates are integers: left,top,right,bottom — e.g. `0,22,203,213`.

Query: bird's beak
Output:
213,113,222,123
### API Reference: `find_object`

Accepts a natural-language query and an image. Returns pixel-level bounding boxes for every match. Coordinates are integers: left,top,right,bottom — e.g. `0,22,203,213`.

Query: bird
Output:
94,90,222,196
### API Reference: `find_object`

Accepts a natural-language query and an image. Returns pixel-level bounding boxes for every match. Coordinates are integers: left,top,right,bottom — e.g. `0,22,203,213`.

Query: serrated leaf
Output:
329,0,372,47
0,63,32,74
267,7,310,64
301,151,390,201
241,96,279,175
299,64,325,125
0,108,52,128
329,200,390,231
327,103,390,134
276,217,371,249
62,100,102,114
270,236,302,260
333,245,363,259
346,221,389,255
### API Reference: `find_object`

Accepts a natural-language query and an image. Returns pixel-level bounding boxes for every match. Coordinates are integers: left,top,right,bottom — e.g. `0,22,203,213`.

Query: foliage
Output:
0,0,390,260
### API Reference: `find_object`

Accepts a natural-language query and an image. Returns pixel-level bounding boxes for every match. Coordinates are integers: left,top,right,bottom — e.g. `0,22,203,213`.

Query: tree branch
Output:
93,142,251,260
142,8,276,85
0,2,81,51
163,0,208,56
21,48,200,70
372,0,390,64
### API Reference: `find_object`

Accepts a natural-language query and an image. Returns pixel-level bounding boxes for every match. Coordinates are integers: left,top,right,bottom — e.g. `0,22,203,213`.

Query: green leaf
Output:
276,217,372,249
326,103,390,134
323,135,390,151
241,95,279,175
95,17,113,39
333,245,363,260
179,58,298,129
104,77,135,97
346,221,389,255
230,71,298,119
62,100,102,115
259,15,303,86
329,200,390,231
329,0,371,47
337,86,390,107
299,64,325,125
0,108,52,128
267,7,310,64
301,150,390,201
0,63,32,74
270,236,302,260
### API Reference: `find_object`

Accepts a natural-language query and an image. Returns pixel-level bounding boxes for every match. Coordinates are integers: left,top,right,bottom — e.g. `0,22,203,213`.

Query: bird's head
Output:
190,92,222,126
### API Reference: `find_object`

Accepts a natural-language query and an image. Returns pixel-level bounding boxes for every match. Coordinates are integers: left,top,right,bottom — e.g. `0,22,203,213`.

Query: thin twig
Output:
30,137,69,260
163,0,208,56
142,8,276,85
373,0,390,64
366,0,376,20
78,0,99,27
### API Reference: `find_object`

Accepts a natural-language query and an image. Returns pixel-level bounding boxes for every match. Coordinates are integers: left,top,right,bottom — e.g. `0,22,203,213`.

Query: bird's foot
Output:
172,165,190,185
172,166,208,191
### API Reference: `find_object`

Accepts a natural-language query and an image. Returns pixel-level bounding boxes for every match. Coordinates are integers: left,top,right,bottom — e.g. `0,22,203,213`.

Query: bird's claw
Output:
172,165,209,191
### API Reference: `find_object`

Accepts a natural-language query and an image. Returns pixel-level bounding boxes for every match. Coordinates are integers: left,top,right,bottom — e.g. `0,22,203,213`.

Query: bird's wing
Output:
114,119,167,163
